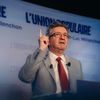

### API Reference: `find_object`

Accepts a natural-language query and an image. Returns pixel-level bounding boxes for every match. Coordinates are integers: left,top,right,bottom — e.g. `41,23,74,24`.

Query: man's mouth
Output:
59,42,65,44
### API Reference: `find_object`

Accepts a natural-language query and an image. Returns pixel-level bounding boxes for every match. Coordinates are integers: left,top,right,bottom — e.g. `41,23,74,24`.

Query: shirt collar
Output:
49,51,66,62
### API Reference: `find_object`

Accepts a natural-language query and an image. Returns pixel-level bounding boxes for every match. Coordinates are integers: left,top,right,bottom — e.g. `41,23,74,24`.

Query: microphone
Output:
50,64,53,69
66,62,71,67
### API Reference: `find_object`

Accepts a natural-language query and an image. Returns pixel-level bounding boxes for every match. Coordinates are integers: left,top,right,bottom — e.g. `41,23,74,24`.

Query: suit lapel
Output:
65,56,72,83
43,53,56,83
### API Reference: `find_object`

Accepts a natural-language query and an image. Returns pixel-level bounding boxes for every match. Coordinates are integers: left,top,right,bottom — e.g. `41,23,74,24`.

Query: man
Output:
18,21,83,96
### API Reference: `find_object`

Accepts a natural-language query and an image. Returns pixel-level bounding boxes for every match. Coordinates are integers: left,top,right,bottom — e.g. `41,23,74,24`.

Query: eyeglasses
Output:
49,32,70,38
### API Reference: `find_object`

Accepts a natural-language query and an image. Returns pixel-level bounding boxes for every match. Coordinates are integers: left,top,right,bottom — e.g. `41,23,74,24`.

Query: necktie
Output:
56,57,69,92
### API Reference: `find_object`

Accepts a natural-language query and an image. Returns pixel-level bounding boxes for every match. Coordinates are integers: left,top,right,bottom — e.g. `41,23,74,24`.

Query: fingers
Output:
39,29,49,50
39,29,49,43
40,29,43,37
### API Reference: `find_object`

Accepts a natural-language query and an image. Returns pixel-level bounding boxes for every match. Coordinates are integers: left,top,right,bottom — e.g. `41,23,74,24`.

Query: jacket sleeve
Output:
18,48,47,83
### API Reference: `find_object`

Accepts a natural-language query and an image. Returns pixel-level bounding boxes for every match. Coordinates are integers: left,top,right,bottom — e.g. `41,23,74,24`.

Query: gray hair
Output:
46,21,69,37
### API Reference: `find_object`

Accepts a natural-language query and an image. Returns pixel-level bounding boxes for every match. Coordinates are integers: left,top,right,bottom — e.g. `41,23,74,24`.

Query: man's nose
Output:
60,34,65,39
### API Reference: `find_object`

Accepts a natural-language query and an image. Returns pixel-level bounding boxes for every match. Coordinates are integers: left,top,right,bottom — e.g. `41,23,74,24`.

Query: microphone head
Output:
50,64,53,68
66,62,71,67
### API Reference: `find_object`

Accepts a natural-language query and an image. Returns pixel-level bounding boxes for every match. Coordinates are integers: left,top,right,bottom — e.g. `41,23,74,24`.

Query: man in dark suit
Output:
18,21,83,96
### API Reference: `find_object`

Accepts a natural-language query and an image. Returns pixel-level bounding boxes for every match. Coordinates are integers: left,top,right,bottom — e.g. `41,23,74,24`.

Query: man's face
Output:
49,26,69,51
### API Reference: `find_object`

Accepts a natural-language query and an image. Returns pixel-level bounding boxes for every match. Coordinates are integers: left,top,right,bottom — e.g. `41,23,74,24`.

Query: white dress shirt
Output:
49,51,69,93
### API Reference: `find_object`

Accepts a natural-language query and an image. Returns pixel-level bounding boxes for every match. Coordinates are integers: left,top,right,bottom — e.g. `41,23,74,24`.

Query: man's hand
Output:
39,29,49,51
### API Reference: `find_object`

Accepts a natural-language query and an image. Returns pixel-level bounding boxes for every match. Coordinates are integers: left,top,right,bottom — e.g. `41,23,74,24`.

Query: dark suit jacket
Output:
18,48,83,96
